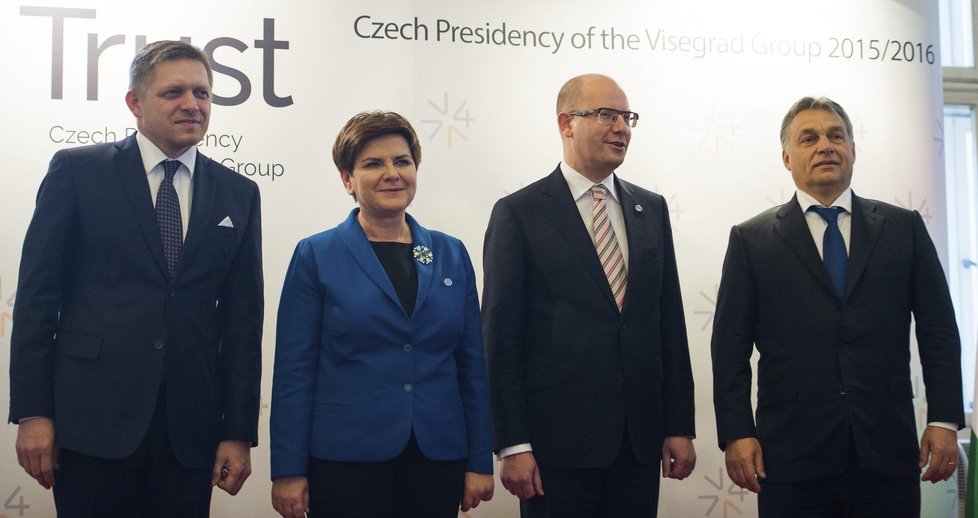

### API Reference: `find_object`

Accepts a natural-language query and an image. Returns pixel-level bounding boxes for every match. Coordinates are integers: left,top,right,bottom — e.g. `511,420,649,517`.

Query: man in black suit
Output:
9,40,263,517
711,96,963,517
482,73,696,518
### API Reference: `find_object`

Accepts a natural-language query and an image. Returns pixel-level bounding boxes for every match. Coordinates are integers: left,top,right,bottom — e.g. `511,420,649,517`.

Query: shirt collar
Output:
796,187,852,213
560,161,619,203
135,131,197,177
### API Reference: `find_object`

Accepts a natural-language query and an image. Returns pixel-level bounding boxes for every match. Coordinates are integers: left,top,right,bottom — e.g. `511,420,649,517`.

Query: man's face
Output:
126,58,211,158
561,78,631,180
782,109,855,201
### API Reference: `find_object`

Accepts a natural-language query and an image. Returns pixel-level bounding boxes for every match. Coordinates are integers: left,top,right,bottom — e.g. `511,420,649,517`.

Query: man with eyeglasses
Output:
482,73,696,517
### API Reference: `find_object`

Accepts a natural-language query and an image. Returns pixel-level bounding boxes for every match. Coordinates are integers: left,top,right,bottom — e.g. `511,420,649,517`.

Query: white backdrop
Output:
0,1,957,516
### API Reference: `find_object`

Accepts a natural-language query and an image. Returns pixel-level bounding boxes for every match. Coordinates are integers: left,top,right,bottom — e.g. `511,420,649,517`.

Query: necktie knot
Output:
810,205,845,225
162,160,179,180
592,184,607,201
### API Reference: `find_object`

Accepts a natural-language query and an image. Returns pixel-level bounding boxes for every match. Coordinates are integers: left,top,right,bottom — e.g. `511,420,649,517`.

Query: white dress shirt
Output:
136,132,195,240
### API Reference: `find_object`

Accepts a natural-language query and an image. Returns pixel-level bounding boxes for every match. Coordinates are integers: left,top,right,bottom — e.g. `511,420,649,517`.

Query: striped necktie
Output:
592,184,627,310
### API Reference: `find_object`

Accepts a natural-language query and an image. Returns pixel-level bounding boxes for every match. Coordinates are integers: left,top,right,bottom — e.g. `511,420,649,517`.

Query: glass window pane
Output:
940,0,975,67
944,104,978,415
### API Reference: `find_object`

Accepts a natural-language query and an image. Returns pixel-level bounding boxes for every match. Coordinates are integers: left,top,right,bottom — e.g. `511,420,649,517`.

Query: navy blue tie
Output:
810,206,847,299
157,160,183,277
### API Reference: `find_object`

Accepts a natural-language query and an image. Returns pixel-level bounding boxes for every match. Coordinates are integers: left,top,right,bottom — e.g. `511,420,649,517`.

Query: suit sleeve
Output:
711,225,760,449
216,184,264,445
9,150,79,423
909,211,965,428
269,240,322,479
657,199,696,437
482,198,531,451
454,243,494,473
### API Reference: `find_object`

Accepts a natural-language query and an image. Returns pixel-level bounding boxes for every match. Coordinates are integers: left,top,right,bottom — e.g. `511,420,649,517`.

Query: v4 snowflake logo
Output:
698,467,748,517
421,93,474,148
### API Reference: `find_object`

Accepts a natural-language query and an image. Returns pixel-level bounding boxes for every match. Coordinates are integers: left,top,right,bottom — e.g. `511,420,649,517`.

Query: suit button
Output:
617,372,625,382
154,340,165,350
403,343,413,352
443,278,453,287
168,290,176,297
838,386,846,396
403,383,414,393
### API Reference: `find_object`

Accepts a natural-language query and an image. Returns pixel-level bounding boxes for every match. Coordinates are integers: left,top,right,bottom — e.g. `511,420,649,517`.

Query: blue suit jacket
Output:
8,134,264,468
269,209,492,478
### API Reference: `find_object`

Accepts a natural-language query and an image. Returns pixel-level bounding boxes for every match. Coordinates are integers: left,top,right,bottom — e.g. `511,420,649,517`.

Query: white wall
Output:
0,1,956,516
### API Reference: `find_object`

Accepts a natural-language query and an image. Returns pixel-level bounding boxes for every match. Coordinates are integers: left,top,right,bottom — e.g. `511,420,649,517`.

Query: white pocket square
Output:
218,216,234,228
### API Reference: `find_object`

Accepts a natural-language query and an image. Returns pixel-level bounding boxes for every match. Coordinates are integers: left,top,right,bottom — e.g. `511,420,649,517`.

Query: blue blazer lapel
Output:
114,135,168,278
542,168,618,311
407,214,433,317
846,194,883,298
336,209,407,316
774,194,838,298
177,153,216,279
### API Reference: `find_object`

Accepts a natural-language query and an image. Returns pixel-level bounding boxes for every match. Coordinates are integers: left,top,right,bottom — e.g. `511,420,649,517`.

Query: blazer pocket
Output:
525,363,572,393
887,375,914,398
757,380,798,408
55,333,102,360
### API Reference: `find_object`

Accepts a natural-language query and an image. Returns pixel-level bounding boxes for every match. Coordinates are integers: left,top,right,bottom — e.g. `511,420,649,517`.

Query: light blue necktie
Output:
809,206,847,299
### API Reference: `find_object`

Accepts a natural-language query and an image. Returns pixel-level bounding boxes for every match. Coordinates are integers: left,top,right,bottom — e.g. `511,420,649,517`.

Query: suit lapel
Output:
337,209,409,316
114,135,168,277
407,214,433,317
542,168,618,311
177,153,216,280
846,194,883,298
617,179,648,313
774,195,838,298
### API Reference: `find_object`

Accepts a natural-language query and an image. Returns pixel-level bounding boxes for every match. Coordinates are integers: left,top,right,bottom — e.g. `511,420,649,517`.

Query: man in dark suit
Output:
9,40,263,517
482,73,696,518
711,96,963,517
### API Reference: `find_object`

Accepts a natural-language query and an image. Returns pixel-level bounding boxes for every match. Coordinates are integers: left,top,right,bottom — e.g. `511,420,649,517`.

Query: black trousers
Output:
53,388,213,518
758,434,920,518
307,433,465,518
521,432,661,518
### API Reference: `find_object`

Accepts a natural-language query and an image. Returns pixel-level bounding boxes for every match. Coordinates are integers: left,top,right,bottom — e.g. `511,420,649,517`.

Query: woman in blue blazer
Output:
270,112,493,518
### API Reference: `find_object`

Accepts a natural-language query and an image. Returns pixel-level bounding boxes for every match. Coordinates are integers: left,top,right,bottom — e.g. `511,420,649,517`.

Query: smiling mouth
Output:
607,141,627,149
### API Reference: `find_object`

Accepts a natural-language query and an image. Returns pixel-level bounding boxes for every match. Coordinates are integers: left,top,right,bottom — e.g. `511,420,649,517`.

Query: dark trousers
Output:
307,433,465,518
521,433,660,518
758,435,920,518
53,388,213,518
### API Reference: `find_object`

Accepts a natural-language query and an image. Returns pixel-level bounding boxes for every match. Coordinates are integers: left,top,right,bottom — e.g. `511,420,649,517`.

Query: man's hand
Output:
211,440,251,495
920,426,959,483
500,451,544,500
661,436,696,480
724,437,765,493
271,475,309,518
15,417,57,489
460,472,494,512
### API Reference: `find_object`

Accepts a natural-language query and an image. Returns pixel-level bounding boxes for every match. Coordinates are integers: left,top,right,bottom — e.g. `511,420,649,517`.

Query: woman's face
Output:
341,134,417,220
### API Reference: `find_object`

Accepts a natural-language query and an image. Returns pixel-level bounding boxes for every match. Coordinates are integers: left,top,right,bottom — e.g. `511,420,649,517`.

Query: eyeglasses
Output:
569,107,639,128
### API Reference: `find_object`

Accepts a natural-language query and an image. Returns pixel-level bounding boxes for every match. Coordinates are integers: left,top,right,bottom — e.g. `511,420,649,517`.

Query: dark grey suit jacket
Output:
482,165,695,469
712,192,963,482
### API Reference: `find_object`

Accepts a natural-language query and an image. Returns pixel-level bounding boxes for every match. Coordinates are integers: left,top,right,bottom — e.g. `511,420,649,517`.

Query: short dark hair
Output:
332,111,422,173
129,40,213,95
780,96,853,149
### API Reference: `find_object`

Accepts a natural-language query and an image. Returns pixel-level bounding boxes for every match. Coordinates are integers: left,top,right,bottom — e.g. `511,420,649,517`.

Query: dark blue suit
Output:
8,133,264,468
270,209,492,479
